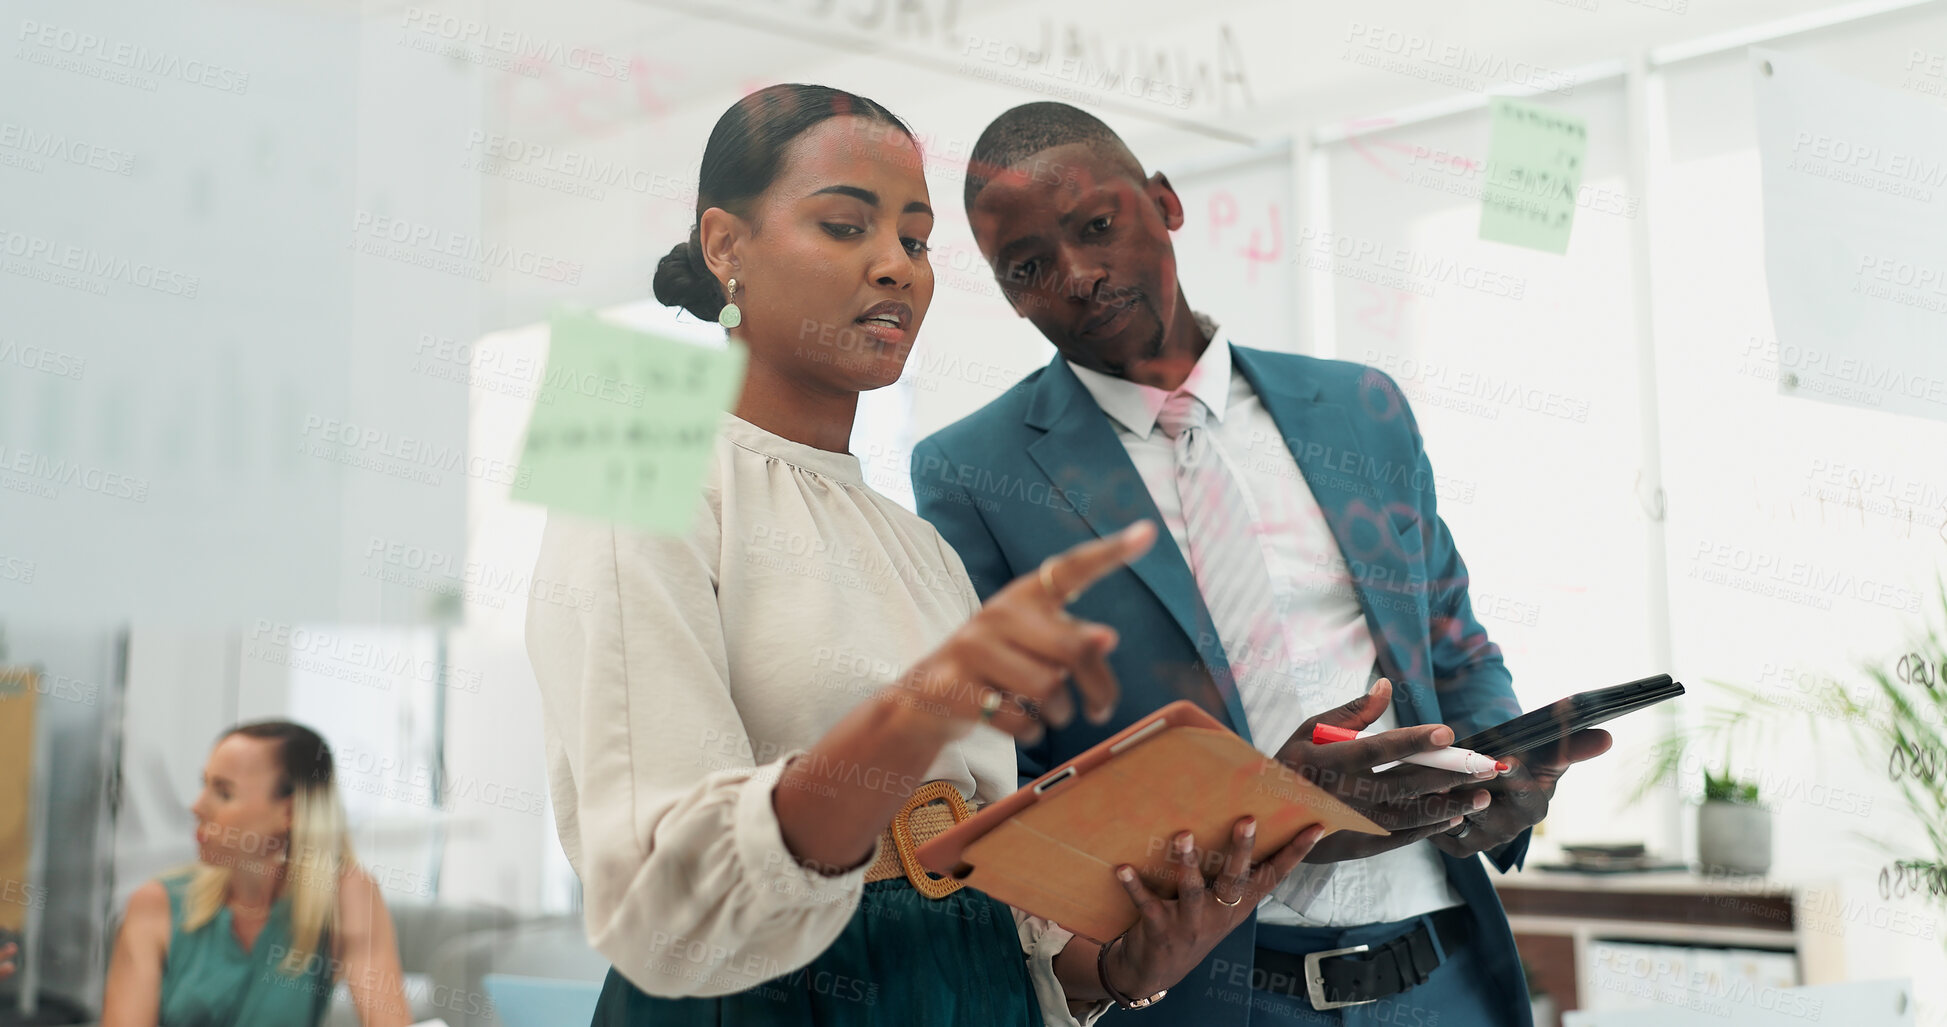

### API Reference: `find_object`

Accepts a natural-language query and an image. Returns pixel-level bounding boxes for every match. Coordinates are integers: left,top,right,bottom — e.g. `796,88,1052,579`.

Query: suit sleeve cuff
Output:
1488,828,1533,873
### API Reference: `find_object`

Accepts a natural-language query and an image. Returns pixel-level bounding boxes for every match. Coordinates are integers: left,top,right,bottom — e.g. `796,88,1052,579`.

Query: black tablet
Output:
1454,674,1685,760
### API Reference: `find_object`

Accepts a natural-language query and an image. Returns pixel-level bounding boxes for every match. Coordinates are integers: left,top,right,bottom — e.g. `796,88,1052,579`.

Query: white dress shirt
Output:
1066,315,1464,927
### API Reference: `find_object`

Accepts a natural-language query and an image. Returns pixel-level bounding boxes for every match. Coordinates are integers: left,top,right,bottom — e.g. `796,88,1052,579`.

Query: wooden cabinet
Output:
1493,869,1846,1027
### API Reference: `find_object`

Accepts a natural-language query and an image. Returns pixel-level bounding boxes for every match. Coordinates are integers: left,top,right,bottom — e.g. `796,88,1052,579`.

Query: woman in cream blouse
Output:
525,84,1325,1026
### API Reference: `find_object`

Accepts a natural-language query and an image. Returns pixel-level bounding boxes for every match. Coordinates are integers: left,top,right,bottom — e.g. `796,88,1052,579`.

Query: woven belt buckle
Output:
890,780,970,900
1304,944,1375,1011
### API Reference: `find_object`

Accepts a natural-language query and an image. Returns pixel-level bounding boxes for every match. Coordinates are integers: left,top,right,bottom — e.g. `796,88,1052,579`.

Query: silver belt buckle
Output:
1303,944,1376,1011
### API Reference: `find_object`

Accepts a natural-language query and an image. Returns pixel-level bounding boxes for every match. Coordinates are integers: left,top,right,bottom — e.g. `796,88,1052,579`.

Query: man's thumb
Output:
1316,677,1393,731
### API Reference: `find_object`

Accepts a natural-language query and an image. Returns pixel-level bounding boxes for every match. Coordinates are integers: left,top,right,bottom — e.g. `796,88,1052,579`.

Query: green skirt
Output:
592,879,1047,1026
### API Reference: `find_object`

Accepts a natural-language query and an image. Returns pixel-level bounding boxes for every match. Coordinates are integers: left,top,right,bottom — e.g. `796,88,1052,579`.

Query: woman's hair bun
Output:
652,240,725,322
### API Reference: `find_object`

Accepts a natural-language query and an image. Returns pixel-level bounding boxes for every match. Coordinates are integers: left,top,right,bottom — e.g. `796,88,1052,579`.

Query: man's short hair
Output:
964,102,1145,215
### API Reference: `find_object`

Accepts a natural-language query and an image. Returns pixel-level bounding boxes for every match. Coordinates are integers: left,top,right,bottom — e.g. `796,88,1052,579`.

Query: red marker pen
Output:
1313,723,1509,775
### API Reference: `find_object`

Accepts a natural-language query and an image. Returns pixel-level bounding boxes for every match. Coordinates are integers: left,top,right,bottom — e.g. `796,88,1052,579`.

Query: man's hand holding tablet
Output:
1428,729,1614,857
1273,679,1505,863
1426,674,1681,856
1083,816,1328,1008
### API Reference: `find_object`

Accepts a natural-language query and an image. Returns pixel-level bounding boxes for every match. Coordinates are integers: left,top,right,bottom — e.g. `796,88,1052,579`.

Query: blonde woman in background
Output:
102,721,411,1027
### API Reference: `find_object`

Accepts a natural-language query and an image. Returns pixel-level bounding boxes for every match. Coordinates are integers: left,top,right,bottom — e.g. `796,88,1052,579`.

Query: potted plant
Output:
1633,578,1947,935
1696,765,1770,875
1634,735,1772,875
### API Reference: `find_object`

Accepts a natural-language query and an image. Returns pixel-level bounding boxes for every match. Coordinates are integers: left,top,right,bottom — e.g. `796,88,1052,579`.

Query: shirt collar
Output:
1066,312,1233,441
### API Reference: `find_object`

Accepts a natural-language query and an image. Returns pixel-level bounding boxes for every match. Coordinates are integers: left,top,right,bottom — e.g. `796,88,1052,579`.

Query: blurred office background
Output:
3,0,1945,1024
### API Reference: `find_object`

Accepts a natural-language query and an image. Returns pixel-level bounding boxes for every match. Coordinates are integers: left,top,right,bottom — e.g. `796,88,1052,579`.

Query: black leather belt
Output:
1252,906,1471,1011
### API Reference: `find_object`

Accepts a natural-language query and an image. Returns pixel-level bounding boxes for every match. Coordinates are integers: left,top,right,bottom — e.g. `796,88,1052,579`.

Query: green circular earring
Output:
717,277,743,329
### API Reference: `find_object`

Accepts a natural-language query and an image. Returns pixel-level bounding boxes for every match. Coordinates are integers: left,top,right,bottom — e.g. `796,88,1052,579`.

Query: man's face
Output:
969,142,1184,378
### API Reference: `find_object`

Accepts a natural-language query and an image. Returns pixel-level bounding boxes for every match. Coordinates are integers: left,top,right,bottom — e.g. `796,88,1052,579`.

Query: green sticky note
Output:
511,309,747,533
1478,97,1587,254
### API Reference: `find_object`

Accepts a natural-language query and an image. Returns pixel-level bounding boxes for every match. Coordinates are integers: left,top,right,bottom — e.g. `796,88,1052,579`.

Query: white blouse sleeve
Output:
1013,911,1114,1026
526,507,877,999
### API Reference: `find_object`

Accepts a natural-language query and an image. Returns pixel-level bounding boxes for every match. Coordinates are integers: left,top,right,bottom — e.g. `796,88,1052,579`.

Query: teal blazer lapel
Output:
1022,358,1254,744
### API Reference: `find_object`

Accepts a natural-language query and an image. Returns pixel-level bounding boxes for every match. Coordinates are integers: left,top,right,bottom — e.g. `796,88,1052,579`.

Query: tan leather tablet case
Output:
919,704,1387,944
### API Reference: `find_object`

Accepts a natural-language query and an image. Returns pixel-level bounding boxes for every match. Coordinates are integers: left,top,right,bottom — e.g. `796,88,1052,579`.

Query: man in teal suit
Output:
912,103,1612,1025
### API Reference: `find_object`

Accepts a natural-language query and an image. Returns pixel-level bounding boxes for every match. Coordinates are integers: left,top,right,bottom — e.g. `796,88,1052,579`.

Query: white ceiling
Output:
355,0,1941,320
447,0,1931,157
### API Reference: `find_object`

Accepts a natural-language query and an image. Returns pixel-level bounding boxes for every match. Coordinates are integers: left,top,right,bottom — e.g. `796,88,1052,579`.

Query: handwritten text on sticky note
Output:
1479,98,1587,254
511,310,746,533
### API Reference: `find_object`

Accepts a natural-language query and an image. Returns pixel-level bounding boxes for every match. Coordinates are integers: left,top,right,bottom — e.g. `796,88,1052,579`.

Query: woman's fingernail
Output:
1472,792,1491,811
1175,832,1194,852
1242,819,1257,837
1473,769,1498,779
1117,866,1136,882
1450,816,1464,827
1431,726,1455,746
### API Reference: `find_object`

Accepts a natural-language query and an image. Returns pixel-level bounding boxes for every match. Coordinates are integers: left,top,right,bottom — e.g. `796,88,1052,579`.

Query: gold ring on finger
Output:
1214,892,1243,908
1037,559,1065,604
977,687,1005,722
